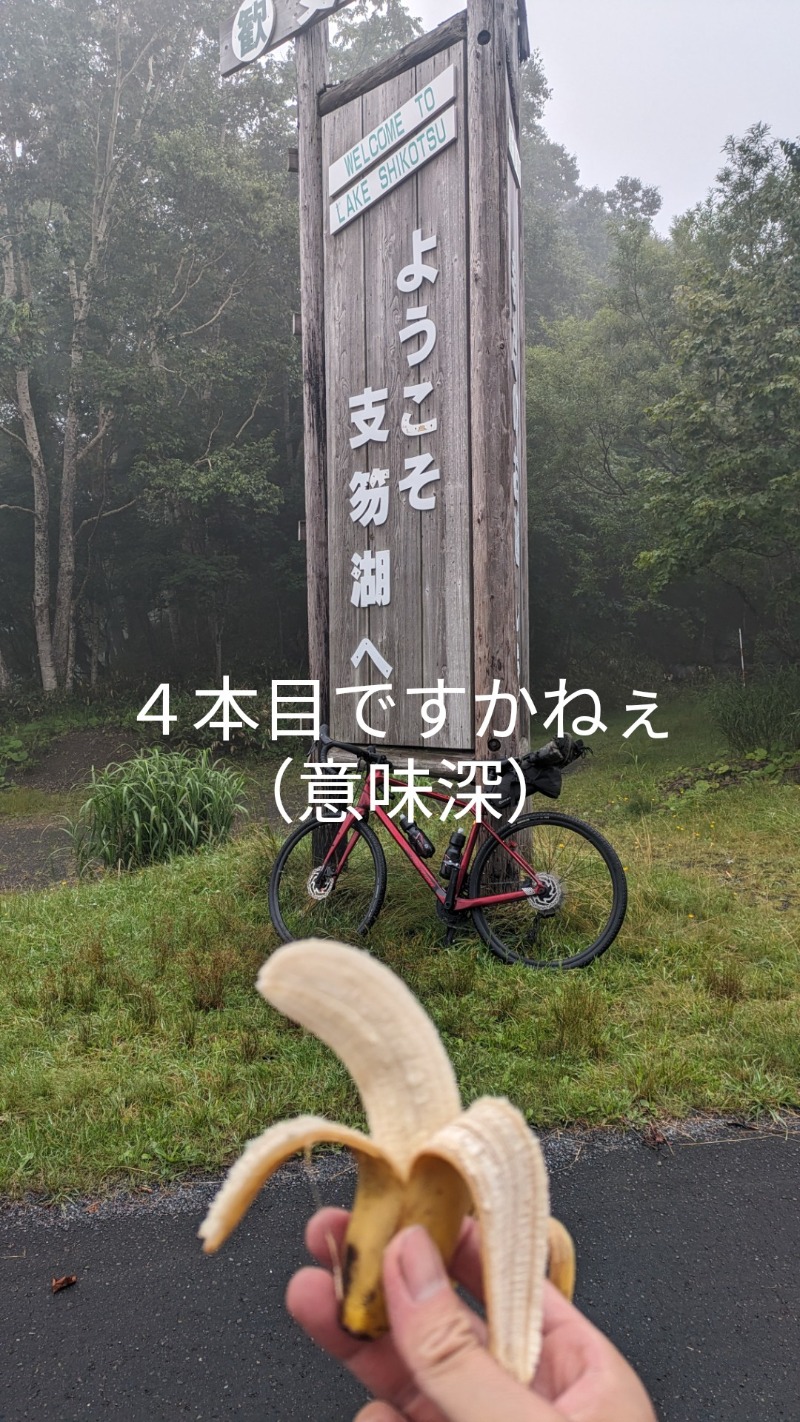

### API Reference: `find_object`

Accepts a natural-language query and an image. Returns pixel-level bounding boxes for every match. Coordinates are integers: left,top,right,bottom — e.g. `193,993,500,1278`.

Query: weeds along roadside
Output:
1,694,798,1198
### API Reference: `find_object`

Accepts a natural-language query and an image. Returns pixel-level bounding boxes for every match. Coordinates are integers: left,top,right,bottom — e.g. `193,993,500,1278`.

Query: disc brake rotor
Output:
523,873,564,916
307,867,335,901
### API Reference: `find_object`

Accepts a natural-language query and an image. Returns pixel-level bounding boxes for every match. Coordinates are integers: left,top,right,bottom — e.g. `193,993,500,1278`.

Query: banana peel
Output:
199,938,576,1385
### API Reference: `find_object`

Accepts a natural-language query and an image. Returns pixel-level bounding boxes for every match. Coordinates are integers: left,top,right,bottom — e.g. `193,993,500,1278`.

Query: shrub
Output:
707,669,800,754
68,748,245,872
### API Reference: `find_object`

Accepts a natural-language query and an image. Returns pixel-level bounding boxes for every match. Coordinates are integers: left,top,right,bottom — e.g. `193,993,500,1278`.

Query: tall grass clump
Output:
68,748,245,872
707,669,800,754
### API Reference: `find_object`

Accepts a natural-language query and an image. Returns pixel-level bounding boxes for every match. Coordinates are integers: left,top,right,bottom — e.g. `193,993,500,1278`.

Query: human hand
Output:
286,1208,657,1422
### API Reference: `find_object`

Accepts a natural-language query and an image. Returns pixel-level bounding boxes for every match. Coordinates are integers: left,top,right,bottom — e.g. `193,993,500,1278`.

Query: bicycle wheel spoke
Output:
269,821,386,943
470,813,626,968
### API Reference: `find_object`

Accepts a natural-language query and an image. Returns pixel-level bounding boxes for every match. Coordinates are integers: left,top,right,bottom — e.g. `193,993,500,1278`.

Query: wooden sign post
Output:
221,0,530,761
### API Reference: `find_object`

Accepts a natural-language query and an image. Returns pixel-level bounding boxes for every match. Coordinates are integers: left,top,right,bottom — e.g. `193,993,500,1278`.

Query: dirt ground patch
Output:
0,818,74,892
0,729,138,891
7,728,140,794
0,729,287,892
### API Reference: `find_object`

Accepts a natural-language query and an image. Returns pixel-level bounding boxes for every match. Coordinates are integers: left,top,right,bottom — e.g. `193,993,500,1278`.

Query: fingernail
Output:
397,1226,448,1302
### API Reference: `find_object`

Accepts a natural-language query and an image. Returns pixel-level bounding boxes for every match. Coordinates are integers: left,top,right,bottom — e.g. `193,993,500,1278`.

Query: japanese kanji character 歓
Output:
236,0,271,56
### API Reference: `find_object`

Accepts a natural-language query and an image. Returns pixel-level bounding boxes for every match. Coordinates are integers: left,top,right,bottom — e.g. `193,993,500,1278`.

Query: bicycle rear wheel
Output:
469,811,626,968
269,818,387,944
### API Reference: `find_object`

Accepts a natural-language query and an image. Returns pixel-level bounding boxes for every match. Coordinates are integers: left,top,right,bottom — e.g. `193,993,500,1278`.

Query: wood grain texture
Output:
468,0,518,759
296,26,331,727
415,42,473,752
323,93,367,740
360,67,420,746
318,11,467,115
323,50,472,750
507,66,530,743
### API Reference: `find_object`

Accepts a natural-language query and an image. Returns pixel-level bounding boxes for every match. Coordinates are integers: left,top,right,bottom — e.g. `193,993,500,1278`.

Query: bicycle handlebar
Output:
317,724,392,768
316,725,589,773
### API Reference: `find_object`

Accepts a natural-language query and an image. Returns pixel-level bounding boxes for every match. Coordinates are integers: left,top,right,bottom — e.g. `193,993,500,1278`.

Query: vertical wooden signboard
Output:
221,0,530,759
323,40,472,750
321,0,529,756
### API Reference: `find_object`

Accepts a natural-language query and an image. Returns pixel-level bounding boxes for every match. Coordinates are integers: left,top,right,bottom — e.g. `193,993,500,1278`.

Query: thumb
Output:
381,1227,560,1422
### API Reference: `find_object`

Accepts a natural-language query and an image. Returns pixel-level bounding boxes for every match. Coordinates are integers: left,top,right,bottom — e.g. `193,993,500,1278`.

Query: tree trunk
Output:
53,314,86,685
15,369,58,691
0,644,11,693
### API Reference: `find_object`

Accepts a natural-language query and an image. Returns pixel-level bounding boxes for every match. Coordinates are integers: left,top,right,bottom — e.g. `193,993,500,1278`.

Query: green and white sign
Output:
231,0,277,63
328,66,457,198
329,106,457,235
220,0,353,76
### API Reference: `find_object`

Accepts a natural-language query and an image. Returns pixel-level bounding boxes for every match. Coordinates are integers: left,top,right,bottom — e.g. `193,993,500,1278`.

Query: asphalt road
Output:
1,1121,798,1422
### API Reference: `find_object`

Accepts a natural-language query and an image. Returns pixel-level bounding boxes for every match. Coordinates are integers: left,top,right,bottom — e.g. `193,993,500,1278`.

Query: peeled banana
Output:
199,938,576,1385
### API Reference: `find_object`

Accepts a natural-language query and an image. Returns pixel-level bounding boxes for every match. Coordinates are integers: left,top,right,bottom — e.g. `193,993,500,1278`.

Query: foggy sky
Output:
410,0,800,233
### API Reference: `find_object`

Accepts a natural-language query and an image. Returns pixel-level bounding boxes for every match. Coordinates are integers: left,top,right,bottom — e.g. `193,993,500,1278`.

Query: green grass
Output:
0,788,74,821
67,749,245,871
1,698,798,1198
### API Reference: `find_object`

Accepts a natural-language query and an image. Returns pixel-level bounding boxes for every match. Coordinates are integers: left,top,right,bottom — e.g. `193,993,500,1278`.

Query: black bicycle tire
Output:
469,810,627,968
268,818,387,944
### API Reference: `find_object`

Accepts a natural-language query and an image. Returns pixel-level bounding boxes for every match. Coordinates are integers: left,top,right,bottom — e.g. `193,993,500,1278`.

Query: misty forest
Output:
2,0,799,700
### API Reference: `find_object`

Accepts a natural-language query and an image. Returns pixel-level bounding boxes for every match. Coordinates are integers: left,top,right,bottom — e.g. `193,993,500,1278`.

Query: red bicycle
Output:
268,726,627,969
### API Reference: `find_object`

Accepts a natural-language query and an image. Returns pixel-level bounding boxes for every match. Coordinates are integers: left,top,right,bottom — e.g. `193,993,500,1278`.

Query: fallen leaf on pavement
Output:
51,1275,77,1294
642,1124,667,1151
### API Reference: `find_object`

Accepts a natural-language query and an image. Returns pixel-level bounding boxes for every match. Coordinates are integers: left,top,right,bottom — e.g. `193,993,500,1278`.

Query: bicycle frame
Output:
317,771,548,913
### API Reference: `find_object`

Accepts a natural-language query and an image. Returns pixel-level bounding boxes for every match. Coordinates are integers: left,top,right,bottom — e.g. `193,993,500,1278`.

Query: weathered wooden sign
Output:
220,0,354,76
323,42,472,749
221,0,530,757
329,105,457,234
328,66,456,196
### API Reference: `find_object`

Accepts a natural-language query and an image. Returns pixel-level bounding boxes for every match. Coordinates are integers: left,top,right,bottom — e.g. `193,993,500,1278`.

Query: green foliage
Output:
638,127,800,655
660,748,800,808
329,0,422,80
68,748,245,872
707,669,800,754
0,735,29,788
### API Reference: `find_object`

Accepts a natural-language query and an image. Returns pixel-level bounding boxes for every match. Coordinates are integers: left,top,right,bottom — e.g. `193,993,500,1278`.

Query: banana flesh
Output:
199,938,576,1385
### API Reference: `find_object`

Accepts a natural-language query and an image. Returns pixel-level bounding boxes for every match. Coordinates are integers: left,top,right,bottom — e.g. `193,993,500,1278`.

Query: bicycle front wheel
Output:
269,818,387,944
469,811,627,968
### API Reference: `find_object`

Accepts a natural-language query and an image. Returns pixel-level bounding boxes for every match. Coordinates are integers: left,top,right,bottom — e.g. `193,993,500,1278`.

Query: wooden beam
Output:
318,11,467,115
467,0,520,761
296,24,330,728
517,0,531,62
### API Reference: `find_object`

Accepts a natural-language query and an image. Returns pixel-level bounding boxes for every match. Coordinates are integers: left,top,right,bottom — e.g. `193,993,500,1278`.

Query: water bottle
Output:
399,815,435,859
440,829,466,880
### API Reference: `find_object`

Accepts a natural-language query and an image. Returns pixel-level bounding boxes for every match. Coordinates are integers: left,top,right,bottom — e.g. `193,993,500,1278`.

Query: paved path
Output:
1,1121,798,1422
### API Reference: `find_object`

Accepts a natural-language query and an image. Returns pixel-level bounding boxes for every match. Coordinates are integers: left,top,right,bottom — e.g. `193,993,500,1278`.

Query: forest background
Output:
2,0,799,702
